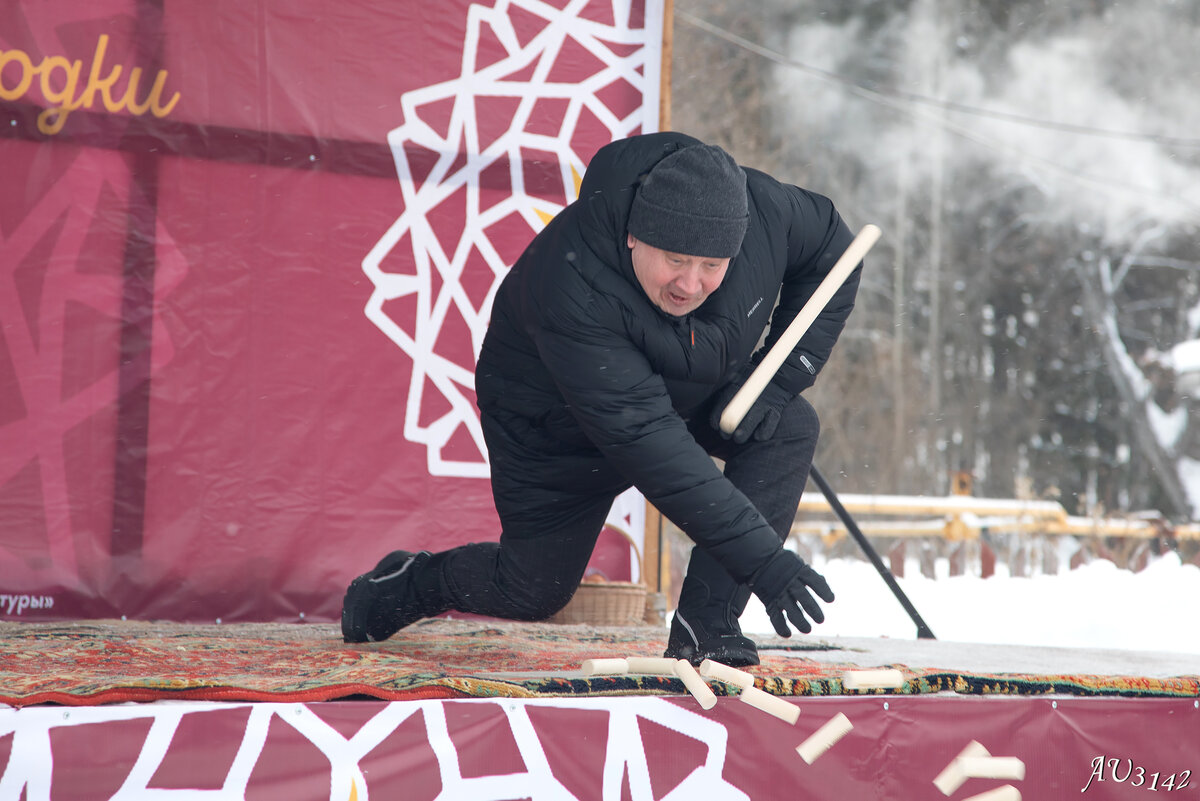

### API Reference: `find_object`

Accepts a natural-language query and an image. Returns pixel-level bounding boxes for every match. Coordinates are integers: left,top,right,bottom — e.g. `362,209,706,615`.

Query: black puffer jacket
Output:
476,131,860,583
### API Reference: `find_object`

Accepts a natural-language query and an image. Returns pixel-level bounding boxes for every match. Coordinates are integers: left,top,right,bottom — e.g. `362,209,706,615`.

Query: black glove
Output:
748,550,835,637
709,365,795,445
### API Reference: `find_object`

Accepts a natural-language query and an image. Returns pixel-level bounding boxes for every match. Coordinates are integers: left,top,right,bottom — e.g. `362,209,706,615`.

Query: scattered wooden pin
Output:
842,669,905,691
674,659,718,710
738,685,800,725
699,659,756,690
796,712,854,764
960,756,1026,781
933,740,990,796
962,786,1021,801
625,656,682,676
580,658,629,677
699,658,798,724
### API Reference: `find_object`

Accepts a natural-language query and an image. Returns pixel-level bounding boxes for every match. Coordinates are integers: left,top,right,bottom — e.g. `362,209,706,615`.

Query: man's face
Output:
627,234,730,317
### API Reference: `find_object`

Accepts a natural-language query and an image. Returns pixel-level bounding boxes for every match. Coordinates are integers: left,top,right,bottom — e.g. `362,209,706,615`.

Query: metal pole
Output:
809,465,936,640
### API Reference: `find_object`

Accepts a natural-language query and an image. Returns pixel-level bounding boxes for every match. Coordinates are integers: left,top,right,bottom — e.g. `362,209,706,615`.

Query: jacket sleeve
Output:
527,267,784,583
757,184,862,395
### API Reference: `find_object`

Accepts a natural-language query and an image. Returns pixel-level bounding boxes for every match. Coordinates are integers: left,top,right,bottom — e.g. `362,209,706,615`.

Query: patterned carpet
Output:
2,618,1197,707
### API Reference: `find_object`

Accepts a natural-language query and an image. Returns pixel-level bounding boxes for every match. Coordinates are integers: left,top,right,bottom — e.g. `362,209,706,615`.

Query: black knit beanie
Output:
628,143,749,258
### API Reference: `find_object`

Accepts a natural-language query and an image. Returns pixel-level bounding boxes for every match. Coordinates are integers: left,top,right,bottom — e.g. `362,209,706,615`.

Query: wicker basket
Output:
548,526,647,626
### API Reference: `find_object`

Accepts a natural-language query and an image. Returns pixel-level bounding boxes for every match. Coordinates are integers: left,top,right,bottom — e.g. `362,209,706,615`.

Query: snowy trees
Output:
672,0,1200,519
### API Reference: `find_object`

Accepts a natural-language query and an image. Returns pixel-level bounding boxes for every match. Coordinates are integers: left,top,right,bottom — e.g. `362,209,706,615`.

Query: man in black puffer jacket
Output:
343,131,862,667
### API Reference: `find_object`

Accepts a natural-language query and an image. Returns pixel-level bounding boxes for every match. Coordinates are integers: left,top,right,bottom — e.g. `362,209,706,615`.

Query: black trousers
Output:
437,396,820,620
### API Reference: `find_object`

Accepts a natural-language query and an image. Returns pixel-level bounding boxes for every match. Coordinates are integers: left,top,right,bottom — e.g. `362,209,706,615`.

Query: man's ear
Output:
627,233,637,249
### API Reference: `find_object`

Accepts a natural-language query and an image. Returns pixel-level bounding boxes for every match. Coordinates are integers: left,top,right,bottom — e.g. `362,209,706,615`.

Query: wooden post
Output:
920,541,937,579
1070,540,1091,570
642,503,670,622
642,0,674,625
980,540,996,579
1010,543,1028,578
888,540,906,579
949,544,966,577
1042,537,1060,575
659,0,673,132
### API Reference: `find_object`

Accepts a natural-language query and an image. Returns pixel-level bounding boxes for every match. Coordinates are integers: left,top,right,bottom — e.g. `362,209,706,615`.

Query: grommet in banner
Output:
883,701,889,710
1052,700,1058,709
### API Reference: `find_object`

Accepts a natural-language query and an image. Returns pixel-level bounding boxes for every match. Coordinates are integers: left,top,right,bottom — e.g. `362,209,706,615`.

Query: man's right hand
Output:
708,363,794,445
748,550,835,637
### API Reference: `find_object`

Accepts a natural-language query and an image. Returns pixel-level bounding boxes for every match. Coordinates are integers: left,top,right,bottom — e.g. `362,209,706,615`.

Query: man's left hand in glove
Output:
747,550,835,637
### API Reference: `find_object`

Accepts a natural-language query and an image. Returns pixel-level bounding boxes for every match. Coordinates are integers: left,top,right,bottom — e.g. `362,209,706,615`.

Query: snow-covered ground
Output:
740,551,1200,657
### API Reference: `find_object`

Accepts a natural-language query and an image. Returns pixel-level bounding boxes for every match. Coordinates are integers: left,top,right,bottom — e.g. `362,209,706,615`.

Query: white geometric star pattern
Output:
362,0,662,478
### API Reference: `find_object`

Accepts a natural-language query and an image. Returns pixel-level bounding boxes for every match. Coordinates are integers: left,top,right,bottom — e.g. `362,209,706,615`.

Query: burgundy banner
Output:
0,0,662,622
1,695,1195,799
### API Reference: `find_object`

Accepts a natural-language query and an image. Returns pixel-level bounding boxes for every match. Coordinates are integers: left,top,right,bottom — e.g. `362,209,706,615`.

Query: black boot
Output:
664,551,758,667
341,550,451,643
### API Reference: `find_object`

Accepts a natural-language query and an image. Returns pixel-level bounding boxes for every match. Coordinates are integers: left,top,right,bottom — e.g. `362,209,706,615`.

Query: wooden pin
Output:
842,669,905,690
934,741,991,796
699,659,756,690
738,686,800,725
675,659,717,710
962,786,1021,801
625,656,681,676
960,756,1026,781
796,712,854,764
580,658,629,676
